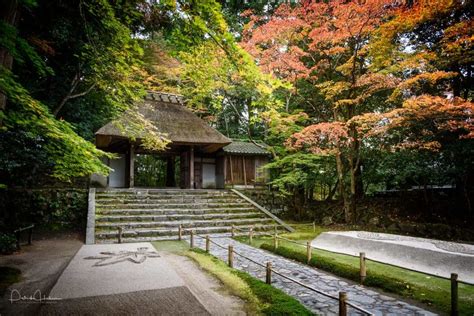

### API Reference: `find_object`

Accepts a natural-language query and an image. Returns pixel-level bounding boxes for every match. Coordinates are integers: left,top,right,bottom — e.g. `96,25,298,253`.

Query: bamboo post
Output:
273,233,278,250
339,292,347,316
249,226,254,245
190,230,194,248
228,245,234,268
360,252,366,284
178,224,182,241
118,227,123,244
231,225,235,237
205,235,210,253
451,273,458,316
266,262,272,284
27,227,32,245
306,241,312,264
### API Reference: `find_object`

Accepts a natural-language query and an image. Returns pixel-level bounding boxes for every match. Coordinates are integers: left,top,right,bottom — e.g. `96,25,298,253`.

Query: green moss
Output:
187,248,313,315
0,266,21,296
151,240,189,253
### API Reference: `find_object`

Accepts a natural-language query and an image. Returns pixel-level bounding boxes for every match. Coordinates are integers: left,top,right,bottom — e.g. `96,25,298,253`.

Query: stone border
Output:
230,189,294,232
86,188,96,244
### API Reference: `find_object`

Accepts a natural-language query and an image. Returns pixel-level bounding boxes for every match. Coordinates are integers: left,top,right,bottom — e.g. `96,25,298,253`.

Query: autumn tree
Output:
243,0,397,222
357,0,474,216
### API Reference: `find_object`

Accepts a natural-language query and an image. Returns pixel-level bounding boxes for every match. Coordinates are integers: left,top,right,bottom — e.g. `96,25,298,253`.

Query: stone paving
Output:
190,236,437,316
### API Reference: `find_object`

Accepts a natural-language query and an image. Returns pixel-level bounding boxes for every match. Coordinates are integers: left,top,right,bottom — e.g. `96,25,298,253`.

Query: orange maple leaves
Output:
287,122,351,155
352,95,474,150
241,0,395,82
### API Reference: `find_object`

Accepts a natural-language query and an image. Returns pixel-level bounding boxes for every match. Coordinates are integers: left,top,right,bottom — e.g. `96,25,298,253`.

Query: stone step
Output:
95,223,277,240
96,202,251,210
96,189,235,196
96,212,266,223
95,218,274,230
96,231,272,243
96,207,257,216
95,196,246,204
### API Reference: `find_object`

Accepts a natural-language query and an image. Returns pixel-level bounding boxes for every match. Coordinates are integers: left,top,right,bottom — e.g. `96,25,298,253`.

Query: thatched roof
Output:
222,141,271,156
96,92,231,149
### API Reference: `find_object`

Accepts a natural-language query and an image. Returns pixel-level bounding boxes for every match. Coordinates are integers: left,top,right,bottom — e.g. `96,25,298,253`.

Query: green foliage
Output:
0,67,112,182
0,189,88,231
0,0,176,187
0,233,17,254
265,153,336,200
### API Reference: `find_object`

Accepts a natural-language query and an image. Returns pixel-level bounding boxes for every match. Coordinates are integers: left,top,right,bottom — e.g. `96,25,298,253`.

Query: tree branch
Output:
54,76,96,118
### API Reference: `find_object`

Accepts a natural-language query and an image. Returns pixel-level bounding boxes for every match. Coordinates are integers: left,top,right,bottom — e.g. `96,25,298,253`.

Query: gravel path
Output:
189,236,436,316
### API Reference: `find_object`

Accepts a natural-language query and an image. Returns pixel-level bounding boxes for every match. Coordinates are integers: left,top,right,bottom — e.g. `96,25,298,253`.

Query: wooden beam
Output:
243,156,247,186
229,155,234,185
190,146,194,189
129,143,135,188
223,156,227,185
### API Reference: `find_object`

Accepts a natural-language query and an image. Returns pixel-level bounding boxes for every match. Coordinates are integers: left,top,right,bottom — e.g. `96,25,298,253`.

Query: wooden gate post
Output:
339,292,347,316
178,224,183,241
306,241,312,264
360,252,366,284
27,227,33,245
205,235,210,253
451,273,458,316
118,227,123,244
228,245,234,268
190,230,194,248
266,262,272,284
231,225,235,237
249,226,254,245
15,231,20,250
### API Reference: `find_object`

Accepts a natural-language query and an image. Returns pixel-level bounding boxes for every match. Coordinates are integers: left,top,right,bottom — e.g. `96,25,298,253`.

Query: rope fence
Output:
244,230,469,316
270,233,473,285
180,227,372,316
115,219,468,315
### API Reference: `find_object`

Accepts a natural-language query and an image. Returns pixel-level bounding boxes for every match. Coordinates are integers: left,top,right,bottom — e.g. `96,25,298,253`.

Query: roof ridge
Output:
145,91,185,104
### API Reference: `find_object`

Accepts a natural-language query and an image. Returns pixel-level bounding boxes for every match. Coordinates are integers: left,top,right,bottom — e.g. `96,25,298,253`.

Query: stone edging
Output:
86,188,96,244
230,189,294,232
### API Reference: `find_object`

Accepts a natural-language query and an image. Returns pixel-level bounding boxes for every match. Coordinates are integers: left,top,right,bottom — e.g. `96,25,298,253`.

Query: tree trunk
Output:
335,151,352,223
0,0,19,125
326,178,339,201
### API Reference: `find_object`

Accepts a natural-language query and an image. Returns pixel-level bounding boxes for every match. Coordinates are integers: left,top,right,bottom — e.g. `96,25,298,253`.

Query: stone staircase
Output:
91,189,288,243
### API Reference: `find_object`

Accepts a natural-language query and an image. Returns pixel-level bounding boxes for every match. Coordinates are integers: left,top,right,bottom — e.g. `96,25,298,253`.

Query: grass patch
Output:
237,225,474,315
187,248,313,315
151,240,189,253
0,266,21,296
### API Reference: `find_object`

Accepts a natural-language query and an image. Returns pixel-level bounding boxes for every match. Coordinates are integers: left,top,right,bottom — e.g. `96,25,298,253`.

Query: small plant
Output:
0,233,17,254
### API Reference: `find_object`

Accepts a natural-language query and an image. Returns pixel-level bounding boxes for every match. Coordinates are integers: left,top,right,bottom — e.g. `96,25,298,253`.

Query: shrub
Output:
0,233,17,254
